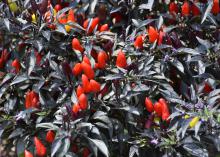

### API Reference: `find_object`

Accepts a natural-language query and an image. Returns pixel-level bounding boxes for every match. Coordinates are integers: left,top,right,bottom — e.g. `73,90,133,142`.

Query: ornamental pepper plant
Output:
0,0,220,157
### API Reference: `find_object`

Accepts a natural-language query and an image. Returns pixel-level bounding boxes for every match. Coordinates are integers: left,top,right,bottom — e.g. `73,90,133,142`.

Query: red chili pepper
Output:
89,79,101,93
25,91,39,109
203,82,213,93
34,136,47,157
145,97,154,112
11,59,21,73
76,85,84,97
82,55,91,66
169,2,179,14
24,150,33,157
134,35,144,49
116,50,127,68
72,38,84,53
58,13,67,24
181,1,190,16
67,9,75,22
81,74,91,93
78,93,88,110
148,26,159,43
84,17,100,34
83,19,89,29
154,102,162,117
99,24,109,32
159,98,170,121
72,63,82,76
72,103,80,114
46,130,55,143
81,61,95,79
212,0,219,15
97,51,107,69
54,4,62,12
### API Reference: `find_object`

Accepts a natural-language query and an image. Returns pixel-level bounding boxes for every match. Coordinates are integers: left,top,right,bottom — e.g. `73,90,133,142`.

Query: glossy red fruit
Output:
162,112,170,122
159,98,170,121
34,137,47,157
181,1,190,16
99,24,109,32
159,98,168,110
54,4,62,12
154,102,162,117
82,74,91,93
88,17,100,34
11,59,21,73
76,85,84,97
78,93,88,110
46,130,55,143
25,91,39,109
83,19,89,29
72,38,84,53
72,103,80,114
90,80,101,93
83,56,91,66
67,9,75,22
145,97,154,112
81,61,95,79
203,82,212,93
148,26,159,43
212,0,219,15
24,150,33,157
83,148,90,157
84,17,100,34
72,63,82,76
134,35,144,49
116,50,127,68
58,13,67,24
169,2,178,14
97,51,107,69
192,3,200,16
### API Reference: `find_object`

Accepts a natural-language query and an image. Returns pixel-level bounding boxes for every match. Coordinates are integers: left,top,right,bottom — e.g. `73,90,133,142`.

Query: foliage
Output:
0,0,220,157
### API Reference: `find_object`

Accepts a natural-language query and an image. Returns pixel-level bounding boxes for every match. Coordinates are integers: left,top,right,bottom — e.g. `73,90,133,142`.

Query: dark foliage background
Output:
0,0,220,157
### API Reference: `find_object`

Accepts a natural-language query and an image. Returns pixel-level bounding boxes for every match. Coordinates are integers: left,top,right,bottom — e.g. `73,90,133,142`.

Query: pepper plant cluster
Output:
0,0,220,157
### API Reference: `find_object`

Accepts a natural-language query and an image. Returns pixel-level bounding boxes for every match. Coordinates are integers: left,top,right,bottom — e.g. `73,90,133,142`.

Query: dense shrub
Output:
0,0,220,157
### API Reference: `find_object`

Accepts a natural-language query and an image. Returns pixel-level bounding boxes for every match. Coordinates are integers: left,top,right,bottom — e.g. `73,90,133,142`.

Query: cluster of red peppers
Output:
145,97,170,122
71,39,128,113
0,49,21,74
134,26,165,48
25,130,55,157
169,0,219,16
25,128,90,156
18,0,220,156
